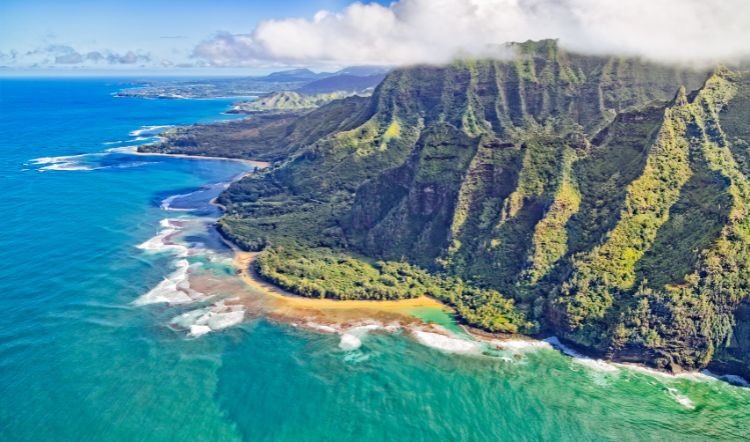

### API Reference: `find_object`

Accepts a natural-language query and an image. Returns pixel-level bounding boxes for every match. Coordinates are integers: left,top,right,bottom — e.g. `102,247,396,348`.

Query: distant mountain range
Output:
115,66,390,99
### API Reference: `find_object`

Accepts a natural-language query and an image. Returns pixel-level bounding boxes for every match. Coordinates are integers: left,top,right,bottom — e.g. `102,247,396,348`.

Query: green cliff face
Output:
211,40,750,375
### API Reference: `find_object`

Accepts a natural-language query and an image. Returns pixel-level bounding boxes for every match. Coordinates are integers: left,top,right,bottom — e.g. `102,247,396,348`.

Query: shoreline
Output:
226,248,750,386
150,149,749,387
231,247,447,312
200,167,450,316
126,146,271,169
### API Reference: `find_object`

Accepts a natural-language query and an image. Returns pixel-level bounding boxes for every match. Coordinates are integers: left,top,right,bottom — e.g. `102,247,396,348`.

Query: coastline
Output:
231,249,447,312
127,146,272,169
141,147,750,387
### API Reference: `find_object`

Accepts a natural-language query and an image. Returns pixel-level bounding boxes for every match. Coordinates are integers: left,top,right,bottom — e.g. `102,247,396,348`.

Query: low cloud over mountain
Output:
193,0,750,67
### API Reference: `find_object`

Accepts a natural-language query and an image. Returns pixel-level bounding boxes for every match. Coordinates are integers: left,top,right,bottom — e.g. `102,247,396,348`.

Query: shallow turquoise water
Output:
0,78,748,441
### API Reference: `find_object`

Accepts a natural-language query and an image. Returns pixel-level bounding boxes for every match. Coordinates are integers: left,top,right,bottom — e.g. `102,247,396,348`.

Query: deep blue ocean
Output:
0,78,748,442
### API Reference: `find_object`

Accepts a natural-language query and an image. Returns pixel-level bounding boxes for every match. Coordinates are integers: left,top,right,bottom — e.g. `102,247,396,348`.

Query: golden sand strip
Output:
130,149,271,169
233,250,446,312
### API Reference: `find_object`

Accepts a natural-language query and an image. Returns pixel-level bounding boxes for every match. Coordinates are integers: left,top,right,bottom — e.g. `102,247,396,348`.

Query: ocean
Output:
0,78,748,441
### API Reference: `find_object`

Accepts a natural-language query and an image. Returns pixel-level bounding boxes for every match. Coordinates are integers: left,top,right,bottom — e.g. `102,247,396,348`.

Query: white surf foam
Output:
305,322,338,333
111,161,155,169
170,300,246,337
31,153,92,165
31,153,105,172
160,192,196,211
544,337,619,373
338,324,382,351
411,330,480,353
339,334,362,351
39,163,99,172
189,325,212,337
105,145,136,153
492,339,552,353
129,125,173,137
136,219,189,257
665,387,696,409
133,260,206,305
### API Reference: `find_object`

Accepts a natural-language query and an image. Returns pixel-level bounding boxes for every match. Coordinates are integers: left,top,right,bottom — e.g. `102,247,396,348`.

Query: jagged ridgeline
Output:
207,40,750,375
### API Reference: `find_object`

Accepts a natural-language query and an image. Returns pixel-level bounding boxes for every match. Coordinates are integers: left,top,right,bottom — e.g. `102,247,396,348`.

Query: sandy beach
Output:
232,250,447,312
127,146,271,169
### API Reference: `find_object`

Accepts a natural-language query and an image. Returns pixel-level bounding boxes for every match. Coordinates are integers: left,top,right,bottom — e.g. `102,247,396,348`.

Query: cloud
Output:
105,51,150,64
55,52,84,64
8,45,152,67
0,50,19,63
193,0,750,67
85,51,104,62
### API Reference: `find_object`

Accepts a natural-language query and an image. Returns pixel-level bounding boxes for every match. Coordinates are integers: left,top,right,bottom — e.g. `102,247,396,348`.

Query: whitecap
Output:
129,125,173,137
30,153,95,165
160,192,196,211
206,308,245,330
133,260,206,305
338,324,382,351
665,387,696,409
411,330,480,353
31,153,106,172
39,163,100,172
544,336,619,373
105,146,138,154
492,339,552,353
189,325,212,338
171,300,246,337
339,334,362,351
305,322,338,333
136,219,189,257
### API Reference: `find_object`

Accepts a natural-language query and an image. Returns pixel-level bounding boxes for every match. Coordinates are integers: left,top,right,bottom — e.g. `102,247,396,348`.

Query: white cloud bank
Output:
12,45,152,67
193,0,750,67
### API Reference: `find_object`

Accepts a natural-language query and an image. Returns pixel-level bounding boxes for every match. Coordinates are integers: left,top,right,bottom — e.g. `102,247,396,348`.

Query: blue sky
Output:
0,0,387,73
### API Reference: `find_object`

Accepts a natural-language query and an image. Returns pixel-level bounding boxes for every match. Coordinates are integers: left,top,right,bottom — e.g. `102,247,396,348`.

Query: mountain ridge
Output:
141,40,750,377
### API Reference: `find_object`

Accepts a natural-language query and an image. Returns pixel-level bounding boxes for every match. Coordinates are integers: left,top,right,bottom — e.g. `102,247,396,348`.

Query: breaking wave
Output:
132,259,209,306
128,125,173,137
544,337,619,373
170,299,245,338
31,153,106,172
411,329,481,354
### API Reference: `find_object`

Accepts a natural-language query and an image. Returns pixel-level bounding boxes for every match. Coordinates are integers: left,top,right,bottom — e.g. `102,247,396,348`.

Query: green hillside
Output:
152,40,750,376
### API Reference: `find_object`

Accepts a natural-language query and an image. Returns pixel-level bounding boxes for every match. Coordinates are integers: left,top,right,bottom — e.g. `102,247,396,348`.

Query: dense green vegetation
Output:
255,246,536,333
139,95,371,162
229,91,365,113
153,40,750,377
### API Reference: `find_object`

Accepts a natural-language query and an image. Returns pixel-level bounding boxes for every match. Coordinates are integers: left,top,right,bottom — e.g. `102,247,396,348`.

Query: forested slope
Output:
157,40,750,376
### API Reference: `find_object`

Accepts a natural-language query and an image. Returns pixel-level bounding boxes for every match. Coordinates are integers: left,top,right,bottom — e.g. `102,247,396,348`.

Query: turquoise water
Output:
1,79,749,441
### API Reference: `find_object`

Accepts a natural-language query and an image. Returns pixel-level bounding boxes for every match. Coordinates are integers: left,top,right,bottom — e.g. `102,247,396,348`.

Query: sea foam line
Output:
410,329,481,354
136,219,190,257
543,337,619,373
129,125,173,137
30,153,106,172
132,259,208,306
170,300,245,338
